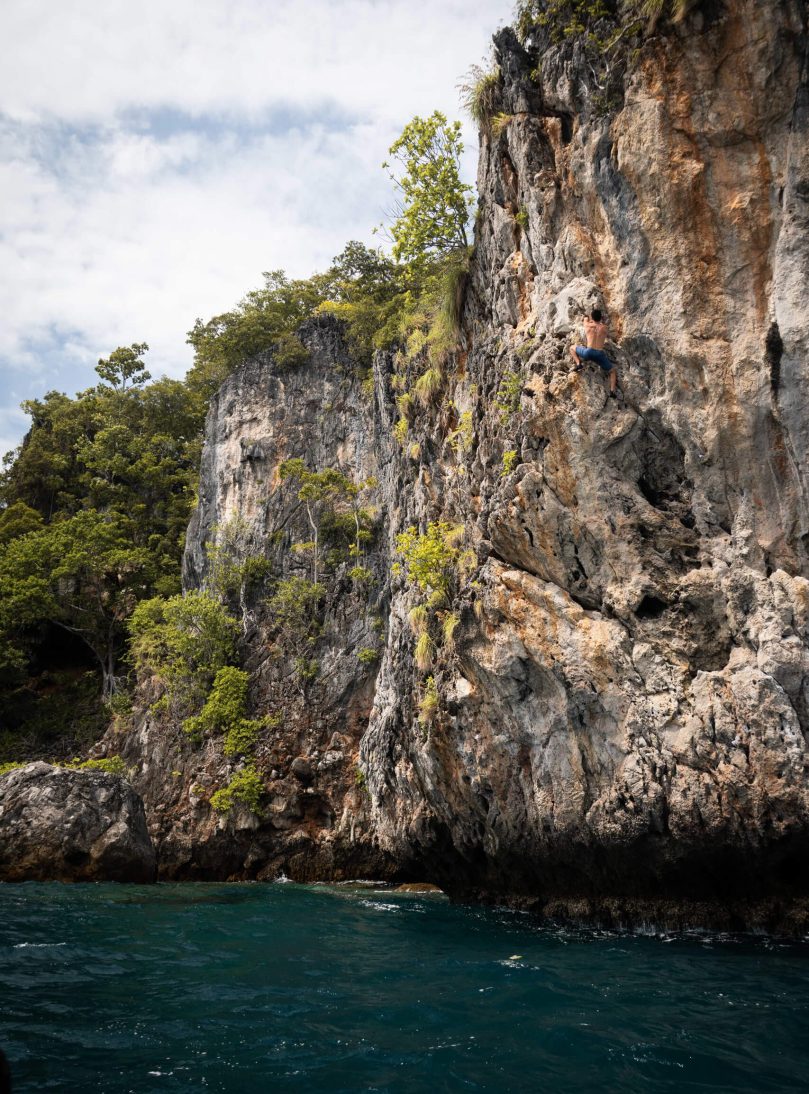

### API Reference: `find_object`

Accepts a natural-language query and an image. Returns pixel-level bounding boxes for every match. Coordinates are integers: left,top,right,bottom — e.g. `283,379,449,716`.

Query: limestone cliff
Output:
109,0,809,929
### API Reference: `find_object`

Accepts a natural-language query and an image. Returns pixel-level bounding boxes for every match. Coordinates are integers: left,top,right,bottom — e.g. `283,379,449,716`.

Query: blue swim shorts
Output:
575,346,614,372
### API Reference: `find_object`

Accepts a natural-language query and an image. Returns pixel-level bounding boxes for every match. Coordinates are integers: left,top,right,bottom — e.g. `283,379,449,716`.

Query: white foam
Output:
13,942,67,949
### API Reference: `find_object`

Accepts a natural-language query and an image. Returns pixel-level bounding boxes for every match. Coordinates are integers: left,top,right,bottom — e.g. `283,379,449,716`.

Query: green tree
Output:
128,590,239,716
279,459,360,585
0,501,43,545
0,510,155,696
95,342,151,392
186,271,330,397
264,576,324,686
383,111,474,272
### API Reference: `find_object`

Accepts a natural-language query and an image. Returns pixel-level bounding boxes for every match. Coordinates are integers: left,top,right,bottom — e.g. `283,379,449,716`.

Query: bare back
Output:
584,316,608,350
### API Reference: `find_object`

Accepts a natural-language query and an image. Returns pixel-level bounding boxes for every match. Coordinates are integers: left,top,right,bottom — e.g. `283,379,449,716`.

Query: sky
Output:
0,0,512,459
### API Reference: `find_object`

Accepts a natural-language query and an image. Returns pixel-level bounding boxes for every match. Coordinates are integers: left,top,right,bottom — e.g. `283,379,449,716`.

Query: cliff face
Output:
361,0,809,927
114,0,809,927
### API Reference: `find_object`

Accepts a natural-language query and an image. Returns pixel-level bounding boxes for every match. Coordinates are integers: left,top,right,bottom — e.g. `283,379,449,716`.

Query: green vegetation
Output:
418,675,439,726
395,522,467,604
279,461,375,585
383,111,473,269
0,343,201,703
128,590,239,716
460,65,503,128
515,0,694,48
396,523,474,698
0,754,128,777
0,100,475,761
209,764,264,815
0,509,154,697
515,206,529,231
502,449,518,476
69,755,129,777
265,576,324,685
181,665,274,757
357,646,379,666
448,410,474,457
205,516,271,606
495,369,524,425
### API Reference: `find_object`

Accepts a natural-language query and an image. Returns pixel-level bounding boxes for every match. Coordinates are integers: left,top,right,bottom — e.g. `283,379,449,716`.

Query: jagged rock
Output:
0,763,156,882
108,0,809,930
291,757,314,784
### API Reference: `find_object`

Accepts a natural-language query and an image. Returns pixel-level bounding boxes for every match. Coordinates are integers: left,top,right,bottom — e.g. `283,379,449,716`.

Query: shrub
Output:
348,565,374,584
181,665,274,758
265,577,323,656
393,417,408,445
515,207,529,231
128,590,239,715
418,676,439,725
414,366,443,406
502,449,518,476
396,522,467,601
495,369,524,425
210,765,264,815
357,646,379,665
294,656,319,682
414,631,435,671
460,65,502,127
448,410,474,456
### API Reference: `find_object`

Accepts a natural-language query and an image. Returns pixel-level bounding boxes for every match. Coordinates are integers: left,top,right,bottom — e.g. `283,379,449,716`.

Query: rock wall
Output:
0,763,155,882
111,0,809,928
108,319,398,881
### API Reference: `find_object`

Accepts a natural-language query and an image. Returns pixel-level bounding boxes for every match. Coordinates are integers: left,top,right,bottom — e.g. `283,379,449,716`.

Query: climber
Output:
569,308,618,397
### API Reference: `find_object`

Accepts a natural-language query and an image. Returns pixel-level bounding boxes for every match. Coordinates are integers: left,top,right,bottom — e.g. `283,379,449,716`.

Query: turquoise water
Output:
1,883,808,1093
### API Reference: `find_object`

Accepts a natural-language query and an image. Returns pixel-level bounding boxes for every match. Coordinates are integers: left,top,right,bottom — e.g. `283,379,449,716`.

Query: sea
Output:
1,881,808,1093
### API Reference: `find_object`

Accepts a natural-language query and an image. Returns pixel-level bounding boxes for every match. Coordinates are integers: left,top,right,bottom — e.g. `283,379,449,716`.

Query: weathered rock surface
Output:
106,318,398,882
0,763,156,882
105,0,809,929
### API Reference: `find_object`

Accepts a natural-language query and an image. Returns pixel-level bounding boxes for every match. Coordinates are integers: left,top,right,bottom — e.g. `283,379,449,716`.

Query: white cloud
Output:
0,0,511,458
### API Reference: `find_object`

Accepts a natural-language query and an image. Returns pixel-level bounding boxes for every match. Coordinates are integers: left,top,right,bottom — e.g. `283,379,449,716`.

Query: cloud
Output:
0,0,511,458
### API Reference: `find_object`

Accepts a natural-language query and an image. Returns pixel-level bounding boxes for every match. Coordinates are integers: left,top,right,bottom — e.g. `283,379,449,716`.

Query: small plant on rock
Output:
210,765,264,816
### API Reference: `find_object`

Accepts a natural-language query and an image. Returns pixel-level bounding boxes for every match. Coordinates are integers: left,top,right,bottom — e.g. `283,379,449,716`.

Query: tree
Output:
279,459,359,585
382,111,474,272
0,501,43,545
0,510,155,697
95,343,151,392
128,590,239,715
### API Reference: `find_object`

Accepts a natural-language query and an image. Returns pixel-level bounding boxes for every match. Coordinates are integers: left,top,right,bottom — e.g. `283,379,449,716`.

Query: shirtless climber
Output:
569,308,618,397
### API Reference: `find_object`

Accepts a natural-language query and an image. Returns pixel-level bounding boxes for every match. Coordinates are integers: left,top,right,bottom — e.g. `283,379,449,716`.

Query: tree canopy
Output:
382,111,474,271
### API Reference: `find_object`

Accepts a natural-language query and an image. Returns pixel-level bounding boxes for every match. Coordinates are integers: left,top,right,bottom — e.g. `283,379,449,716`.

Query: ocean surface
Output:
1,882,808,1093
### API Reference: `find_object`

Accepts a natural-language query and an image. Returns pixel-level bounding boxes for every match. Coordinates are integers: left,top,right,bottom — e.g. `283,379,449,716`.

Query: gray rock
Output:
290,757,314,784
106,0,809,929
0,763,156,882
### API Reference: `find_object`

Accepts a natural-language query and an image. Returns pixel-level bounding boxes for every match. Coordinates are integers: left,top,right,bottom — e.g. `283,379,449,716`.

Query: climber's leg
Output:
570,344,586,371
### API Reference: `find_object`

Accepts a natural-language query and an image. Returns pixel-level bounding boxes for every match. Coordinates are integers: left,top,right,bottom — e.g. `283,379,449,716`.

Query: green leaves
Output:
128,590,239,713
396,521,466,600
95,343,151,392
0,509,156,694
384,111,474,271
